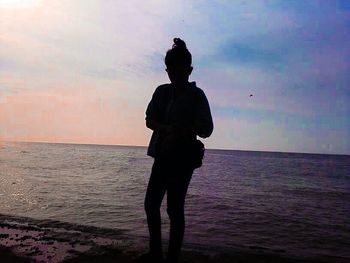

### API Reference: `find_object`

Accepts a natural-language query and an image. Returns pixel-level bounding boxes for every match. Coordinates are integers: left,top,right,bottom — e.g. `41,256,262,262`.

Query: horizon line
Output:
1,139,349,157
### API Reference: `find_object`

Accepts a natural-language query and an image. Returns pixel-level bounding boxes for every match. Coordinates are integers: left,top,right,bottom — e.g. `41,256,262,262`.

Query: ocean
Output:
0,141,349,260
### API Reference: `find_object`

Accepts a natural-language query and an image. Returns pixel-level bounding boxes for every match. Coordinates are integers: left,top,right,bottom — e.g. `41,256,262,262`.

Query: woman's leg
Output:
144,159,167,258
166,167,193,263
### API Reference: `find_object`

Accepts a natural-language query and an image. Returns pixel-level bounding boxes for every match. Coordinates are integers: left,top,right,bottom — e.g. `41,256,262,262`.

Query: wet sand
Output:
1,243,347,263
0,214,348,263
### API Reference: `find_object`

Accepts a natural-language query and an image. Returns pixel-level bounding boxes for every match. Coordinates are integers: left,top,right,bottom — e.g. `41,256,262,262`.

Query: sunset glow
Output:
0,0,39,7
1,1,349,154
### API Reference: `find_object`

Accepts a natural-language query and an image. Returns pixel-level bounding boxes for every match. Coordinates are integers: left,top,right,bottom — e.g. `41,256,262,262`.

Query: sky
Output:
0,0,349,155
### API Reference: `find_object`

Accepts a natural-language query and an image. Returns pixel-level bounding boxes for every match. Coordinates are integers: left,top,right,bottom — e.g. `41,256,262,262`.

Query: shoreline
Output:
0,213,348,263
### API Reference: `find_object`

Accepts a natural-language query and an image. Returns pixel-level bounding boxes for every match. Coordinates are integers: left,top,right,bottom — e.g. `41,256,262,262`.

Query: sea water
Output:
0,141,349,259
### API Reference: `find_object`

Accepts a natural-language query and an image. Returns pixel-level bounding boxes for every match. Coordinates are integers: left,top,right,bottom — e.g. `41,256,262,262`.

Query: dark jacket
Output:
145,82,213,158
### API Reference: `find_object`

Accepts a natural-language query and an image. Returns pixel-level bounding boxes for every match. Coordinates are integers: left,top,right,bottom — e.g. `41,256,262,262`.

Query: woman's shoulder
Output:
155,83,172,94
189,82,206,98
150,84,172,102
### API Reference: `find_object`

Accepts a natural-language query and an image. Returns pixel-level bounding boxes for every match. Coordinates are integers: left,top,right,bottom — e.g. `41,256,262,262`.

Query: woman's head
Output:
165,38,193,85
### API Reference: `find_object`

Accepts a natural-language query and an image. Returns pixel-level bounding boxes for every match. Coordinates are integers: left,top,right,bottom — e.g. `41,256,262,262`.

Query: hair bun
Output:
165,37,192,67
173,38,187,49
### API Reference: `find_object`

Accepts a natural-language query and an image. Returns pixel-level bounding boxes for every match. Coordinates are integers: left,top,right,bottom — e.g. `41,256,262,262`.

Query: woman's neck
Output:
172,82,189,98
172,81,189,89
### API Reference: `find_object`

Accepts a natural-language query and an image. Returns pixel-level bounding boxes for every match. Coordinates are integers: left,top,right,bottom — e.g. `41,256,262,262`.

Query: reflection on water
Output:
0,141,349,258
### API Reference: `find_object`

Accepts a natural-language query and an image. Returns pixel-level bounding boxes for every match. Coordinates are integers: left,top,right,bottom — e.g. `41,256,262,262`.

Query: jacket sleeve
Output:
145,87,160,122
194,89,214,138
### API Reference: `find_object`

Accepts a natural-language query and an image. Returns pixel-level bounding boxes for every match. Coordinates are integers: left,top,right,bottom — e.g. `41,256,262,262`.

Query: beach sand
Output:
0,214,348,263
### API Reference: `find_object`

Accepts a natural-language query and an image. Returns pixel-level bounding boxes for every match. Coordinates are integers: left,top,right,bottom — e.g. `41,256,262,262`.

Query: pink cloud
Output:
0,75,150,146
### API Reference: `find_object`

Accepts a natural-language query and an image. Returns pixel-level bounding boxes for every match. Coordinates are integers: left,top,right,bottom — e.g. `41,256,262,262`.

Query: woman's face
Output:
166,63,193,85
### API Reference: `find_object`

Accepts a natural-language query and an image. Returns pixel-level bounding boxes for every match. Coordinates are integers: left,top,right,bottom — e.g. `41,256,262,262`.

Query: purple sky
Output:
1,0,349,154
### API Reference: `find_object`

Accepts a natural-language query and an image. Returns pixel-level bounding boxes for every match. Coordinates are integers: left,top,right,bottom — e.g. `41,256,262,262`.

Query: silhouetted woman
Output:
137,38,213,263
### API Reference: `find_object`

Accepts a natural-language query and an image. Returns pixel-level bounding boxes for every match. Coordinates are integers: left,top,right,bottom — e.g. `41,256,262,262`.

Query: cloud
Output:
209,115,349,155
1,0,349,153
194,2,350,119
0,72,151,145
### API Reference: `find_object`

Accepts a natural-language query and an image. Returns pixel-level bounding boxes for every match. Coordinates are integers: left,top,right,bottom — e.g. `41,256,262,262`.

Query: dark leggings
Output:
144,158,193,262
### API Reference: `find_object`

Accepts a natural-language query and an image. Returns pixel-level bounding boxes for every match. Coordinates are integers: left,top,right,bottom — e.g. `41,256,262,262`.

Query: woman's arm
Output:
194,89,214,138
146,119,171,134
146,119,196,138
